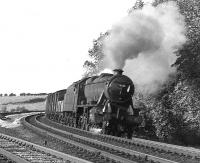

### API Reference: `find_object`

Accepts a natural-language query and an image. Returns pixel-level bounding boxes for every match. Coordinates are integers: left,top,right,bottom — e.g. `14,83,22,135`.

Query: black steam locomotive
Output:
45,69,143,138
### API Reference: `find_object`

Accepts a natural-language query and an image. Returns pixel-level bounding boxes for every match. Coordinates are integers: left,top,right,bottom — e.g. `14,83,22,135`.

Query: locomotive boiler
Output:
46,69,143,138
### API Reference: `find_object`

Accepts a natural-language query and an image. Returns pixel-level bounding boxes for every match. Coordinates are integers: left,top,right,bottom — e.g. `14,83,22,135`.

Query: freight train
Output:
45,69,143,139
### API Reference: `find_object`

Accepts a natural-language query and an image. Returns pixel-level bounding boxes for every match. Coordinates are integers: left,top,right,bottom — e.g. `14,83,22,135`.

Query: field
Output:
0,95,47,112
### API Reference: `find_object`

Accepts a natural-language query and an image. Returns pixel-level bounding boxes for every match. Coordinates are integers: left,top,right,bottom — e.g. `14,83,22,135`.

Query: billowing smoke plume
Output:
102,2,186,94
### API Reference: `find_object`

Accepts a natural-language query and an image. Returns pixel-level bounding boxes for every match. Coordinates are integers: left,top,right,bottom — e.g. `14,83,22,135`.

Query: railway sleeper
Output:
30,114,200,163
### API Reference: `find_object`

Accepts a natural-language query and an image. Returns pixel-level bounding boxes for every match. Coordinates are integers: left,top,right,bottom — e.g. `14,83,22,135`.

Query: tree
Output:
174,38,200,79
83,0,145,77
9,93,16,96
20,93,26,96
151,87,186,143
128,0,144,13
82,0,200,144
150,0,200,145
83,32,109,76
153,0,200,81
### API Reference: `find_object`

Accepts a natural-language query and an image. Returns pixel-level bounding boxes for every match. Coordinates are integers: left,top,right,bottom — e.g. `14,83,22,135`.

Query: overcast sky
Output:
0,0,153,95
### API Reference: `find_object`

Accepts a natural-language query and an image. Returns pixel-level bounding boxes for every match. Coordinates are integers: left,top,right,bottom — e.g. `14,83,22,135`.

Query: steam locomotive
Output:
45,69,143,138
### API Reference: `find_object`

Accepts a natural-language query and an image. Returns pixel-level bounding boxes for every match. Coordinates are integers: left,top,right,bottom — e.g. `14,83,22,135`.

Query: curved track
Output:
0,132,91,163
23,113,200,163
0,148,16,163
24,115,130,163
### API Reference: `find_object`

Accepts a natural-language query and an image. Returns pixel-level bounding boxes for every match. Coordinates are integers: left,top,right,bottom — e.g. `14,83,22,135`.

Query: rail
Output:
0,128,91,163
25,113,195,163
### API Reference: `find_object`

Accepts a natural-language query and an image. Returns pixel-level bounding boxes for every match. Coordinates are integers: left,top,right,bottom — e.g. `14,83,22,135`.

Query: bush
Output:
150,79,200,145
9,93,16,96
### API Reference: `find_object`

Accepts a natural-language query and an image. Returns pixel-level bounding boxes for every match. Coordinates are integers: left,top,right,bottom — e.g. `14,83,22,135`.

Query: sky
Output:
0,0,153,95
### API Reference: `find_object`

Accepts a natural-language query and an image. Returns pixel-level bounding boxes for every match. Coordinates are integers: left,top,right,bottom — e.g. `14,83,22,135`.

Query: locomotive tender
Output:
46,69,142,138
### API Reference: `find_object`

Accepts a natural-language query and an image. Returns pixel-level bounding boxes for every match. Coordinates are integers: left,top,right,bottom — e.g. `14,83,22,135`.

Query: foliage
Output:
174,38,200,80
9,93,16,96
20,93,47,96
151,86,183,143
83,0,200,145
134,74,200,144
128,0,144,13
133,0,200,145
151,79,200,144
83,32,109,76
153,0,200,81
171,80,200,144
20,93,26,96
83,0,145,76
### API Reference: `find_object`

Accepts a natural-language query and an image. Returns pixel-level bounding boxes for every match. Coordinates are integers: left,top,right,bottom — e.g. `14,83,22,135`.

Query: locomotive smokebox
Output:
113,69,123,75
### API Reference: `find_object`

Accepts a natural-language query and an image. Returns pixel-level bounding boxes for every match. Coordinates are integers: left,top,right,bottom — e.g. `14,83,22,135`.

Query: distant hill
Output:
0,95,47,112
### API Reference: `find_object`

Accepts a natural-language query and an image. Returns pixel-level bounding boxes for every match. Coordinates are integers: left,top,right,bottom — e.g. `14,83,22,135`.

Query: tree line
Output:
0,93,48,97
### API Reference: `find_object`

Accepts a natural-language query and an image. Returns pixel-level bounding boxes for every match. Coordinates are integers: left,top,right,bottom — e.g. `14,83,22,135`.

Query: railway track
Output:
23,114,130,163
0,149,16,163
0,132,91,163
23,113,200,163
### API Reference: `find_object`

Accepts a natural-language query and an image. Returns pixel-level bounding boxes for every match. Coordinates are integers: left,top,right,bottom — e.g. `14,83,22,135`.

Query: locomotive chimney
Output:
113,69,123,75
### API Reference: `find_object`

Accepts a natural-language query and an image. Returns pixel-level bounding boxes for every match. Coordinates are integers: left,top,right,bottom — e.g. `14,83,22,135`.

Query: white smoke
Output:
102,2,186,94
98,68,113,75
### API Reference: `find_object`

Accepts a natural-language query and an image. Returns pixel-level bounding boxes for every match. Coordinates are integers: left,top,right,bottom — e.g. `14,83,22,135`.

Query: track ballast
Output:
23,113,200,163
0,133,90,163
